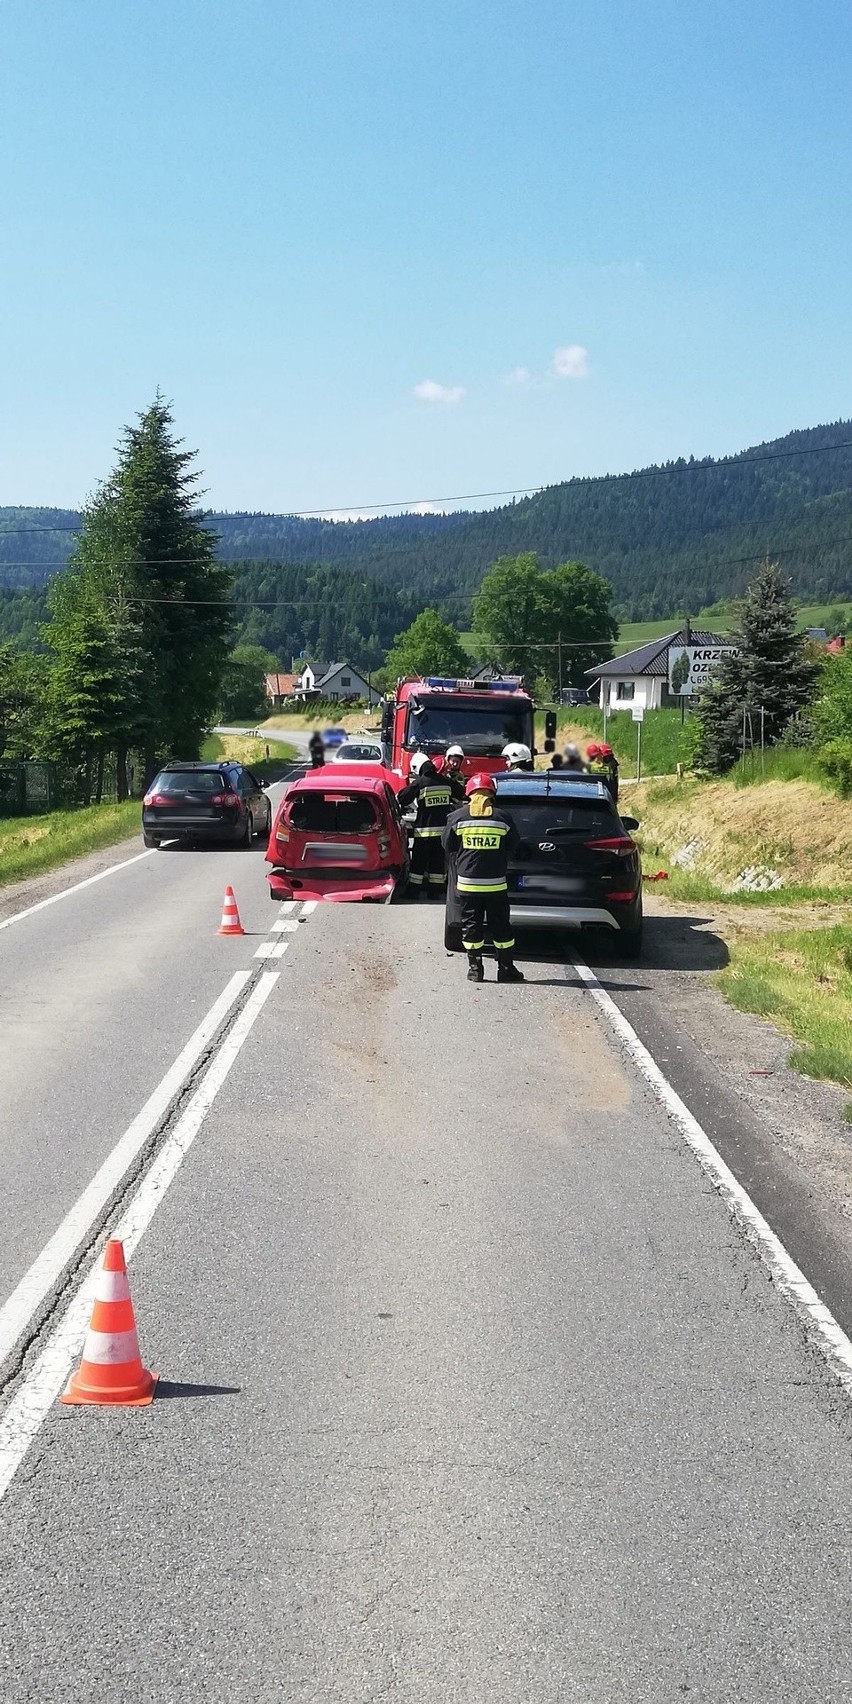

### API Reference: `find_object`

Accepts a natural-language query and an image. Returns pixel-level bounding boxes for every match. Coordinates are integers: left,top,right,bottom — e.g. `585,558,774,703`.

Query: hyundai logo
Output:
539,840,556,852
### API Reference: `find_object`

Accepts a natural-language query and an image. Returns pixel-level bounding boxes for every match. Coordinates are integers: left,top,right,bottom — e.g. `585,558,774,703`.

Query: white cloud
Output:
552,344,590,379
504,365,532,388
412,378,466,405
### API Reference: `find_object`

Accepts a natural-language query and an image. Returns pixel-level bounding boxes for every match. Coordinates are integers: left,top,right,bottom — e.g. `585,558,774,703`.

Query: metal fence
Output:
0,757,141,816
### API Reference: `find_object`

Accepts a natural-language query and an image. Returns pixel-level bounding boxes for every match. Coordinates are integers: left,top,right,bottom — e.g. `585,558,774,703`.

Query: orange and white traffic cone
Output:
61,1239,157,1407
217,885,245,936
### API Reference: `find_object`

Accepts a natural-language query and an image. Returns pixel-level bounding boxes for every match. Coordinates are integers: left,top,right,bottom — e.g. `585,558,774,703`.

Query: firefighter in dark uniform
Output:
442,744,467,803
398,753,454,897
598,742,619,805
442,773,524,983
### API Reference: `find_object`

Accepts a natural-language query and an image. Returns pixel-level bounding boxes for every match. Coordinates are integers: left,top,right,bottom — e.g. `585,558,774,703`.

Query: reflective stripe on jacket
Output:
398,777,453,837
442,805,518,894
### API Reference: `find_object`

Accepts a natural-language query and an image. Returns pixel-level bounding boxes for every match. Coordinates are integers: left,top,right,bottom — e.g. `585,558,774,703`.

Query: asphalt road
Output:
2,855,852,1700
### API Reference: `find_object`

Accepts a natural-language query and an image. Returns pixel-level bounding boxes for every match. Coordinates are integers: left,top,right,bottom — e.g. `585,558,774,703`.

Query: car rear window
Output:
154,770,229,795
286,791,381,833
501,797,621,841
336,744,381,761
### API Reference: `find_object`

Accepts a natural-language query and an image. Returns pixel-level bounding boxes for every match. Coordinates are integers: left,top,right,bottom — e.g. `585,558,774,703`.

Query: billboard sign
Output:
667,643,738,697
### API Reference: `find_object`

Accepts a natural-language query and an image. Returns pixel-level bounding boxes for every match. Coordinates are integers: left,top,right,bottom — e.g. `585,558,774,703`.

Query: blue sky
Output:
1,0,850,513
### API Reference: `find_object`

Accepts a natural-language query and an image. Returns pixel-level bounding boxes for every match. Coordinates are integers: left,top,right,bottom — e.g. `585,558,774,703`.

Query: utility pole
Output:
681,613,692,726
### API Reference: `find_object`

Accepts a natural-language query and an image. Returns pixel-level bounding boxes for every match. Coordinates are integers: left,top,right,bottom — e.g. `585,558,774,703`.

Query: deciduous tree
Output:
383,609,470,683
473,553,617,690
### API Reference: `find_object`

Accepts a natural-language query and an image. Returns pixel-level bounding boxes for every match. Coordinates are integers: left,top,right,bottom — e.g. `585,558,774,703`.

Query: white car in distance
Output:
330,738,390,766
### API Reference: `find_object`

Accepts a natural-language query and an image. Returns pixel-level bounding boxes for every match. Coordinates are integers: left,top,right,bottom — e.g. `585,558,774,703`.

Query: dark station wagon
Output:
142,762,272,848
445,774,643,957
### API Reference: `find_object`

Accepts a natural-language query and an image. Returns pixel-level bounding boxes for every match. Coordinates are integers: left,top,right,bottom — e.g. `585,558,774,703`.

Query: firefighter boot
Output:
466,952,485,983
496,955,525,983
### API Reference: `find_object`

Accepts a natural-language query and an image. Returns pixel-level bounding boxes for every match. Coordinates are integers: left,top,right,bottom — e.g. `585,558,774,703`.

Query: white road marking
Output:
254,940,289,959
277,901,297,914
270,919,299,933
0,972,279,1502
300,900,318,915
0,972,251,1374
0,847,156,933
571,956,852,1396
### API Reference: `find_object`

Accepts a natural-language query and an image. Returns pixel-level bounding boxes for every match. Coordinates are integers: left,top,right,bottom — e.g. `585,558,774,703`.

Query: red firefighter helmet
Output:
465,772,496,797
599,743,614,757
586,742,602,759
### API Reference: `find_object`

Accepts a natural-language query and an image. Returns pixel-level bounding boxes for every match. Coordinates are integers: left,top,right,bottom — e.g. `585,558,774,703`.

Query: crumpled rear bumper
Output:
267,867,397,903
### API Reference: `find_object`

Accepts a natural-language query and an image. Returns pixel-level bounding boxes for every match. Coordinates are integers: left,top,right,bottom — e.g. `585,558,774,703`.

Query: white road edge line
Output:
0,971,252,1373
0,970,279,1503
570,956,852,1396
0,847,157,932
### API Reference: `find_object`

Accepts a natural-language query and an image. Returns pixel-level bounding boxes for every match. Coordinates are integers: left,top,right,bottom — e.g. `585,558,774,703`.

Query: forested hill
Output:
3,419,852,619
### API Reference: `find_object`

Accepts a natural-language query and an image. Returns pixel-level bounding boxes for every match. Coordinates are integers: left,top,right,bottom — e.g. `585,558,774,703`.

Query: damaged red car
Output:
265,768,409,903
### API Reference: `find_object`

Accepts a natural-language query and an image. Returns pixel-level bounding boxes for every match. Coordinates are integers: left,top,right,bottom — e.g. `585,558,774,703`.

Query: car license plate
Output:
516,875,583,893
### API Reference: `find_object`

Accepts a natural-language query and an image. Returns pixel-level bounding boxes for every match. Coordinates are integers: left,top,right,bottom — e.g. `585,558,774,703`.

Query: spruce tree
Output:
45,397,233,788
696,560,818,772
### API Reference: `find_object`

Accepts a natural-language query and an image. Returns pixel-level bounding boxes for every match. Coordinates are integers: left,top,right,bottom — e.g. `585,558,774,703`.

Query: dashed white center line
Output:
271,919,299,933
254,941,289,960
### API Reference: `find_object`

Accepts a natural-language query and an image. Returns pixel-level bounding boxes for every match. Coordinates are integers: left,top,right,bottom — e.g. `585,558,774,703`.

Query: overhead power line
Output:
1,433,851,535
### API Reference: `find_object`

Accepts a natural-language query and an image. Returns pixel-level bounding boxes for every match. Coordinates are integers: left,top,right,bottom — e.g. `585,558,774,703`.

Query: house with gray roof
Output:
585,628,736,712
294,660,381,705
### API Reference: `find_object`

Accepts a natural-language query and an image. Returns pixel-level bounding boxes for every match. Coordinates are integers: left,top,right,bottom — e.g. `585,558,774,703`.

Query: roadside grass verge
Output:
718,926,852,1114
202,733,299,766
730,748,832,790
535,707,692,775
261,704,378,731
0,801,140,887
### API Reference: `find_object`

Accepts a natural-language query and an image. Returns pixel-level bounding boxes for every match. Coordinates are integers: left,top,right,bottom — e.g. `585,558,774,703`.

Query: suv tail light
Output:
584,836,636,857
143,792,173,806
211,792,240,808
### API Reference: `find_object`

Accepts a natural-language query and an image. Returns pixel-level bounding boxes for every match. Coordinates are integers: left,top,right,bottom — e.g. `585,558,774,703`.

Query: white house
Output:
295,661,381,705
586,628,734,711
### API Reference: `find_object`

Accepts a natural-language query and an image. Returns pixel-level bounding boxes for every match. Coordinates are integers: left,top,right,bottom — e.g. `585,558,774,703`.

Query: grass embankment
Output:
632,774,852,902
0,801,140,887
202,732,299,765
719,927,852,1117
260,708,380,735
636,770,852,1108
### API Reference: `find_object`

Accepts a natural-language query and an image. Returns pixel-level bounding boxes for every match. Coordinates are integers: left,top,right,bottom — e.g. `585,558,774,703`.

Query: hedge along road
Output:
2,903,852,1700
0,774,297,1380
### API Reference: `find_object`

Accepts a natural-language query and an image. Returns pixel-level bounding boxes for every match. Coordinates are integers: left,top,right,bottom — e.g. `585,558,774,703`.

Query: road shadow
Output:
585,912,729,972
508,911,729,976
155,1380,241,1400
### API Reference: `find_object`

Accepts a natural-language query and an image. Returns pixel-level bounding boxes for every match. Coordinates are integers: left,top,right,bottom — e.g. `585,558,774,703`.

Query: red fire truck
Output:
381,675,553,783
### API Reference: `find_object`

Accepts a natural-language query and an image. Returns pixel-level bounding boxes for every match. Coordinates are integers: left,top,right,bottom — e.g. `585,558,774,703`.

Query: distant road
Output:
214,723,313,760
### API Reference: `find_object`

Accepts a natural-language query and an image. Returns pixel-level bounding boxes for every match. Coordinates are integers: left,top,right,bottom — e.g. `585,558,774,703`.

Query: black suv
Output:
142,762,272,848
445,774,643,957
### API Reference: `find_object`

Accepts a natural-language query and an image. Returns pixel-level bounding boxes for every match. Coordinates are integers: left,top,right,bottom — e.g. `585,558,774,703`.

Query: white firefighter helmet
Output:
502,742,532,770
445,744,464,760
410,750,431,775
